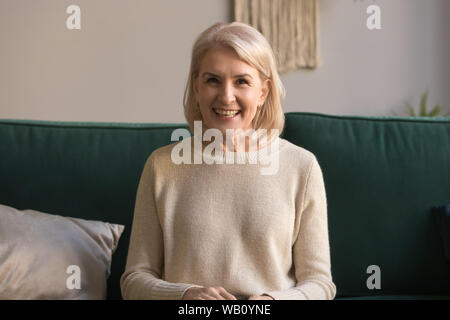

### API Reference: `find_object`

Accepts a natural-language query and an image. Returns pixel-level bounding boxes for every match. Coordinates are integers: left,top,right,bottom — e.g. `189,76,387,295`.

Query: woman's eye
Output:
206,78,219,83
205,78,248,85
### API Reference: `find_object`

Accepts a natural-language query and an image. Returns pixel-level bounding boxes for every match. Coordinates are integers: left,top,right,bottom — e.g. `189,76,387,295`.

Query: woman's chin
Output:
205,120,240,133
206,122,255,135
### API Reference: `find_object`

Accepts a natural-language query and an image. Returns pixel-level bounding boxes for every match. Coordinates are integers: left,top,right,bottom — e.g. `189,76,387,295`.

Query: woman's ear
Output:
259,79,271,106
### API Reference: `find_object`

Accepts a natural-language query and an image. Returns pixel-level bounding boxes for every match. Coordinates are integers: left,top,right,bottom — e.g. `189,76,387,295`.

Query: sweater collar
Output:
190,132,284,165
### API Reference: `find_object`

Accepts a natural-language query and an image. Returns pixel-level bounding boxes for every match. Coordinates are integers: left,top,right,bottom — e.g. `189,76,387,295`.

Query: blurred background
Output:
1,0,449,122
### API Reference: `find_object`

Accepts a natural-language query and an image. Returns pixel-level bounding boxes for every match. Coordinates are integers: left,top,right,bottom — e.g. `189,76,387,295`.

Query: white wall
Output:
283,0,450,116
0,0,449,122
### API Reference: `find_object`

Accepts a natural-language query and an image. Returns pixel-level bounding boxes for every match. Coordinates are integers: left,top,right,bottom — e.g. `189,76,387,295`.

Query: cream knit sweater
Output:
120,136,336,300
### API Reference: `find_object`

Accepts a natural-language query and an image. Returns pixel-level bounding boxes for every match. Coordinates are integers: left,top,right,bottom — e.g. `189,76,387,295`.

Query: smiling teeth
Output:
215,109,240,116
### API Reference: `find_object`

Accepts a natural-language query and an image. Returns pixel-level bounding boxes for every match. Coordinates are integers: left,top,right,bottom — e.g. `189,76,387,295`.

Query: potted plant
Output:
401,89,449,117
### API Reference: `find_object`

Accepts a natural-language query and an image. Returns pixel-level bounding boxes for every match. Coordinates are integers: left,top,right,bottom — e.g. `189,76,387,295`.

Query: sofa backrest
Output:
282,112,450,297
0,119,189,300
1,113,449,299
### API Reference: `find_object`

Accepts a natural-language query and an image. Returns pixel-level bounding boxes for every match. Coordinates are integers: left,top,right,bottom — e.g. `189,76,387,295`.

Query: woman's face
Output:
194,45,269,136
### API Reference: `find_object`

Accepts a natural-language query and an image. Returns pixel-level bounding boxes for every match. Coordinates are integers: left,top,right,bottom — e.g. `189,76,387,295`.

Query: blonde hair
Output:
183,22,285,136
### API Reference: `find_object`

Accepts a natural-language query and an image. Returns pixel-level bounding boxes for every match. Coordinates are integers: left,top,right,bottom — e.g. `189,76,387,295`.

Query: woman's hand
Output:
183,286,237,300
248,294,274,300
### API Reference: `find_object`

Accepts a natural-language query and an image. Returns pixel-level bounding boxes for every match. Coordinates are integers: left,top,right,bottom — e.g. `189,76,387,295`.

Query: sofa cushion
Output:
0,204,124,299
282,112,450,298
432,204,450,263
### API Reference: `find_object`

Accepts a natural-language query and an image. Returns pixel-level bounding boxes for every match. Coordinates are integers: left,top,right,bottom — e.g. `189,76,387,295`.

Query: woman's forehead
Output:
199,46,258,76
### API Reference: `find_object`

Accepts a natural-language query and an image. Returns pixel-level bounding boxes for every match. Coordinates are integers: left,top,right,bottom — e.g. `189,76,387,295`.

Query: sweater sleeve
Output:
120,154,202,300
262,156,337,300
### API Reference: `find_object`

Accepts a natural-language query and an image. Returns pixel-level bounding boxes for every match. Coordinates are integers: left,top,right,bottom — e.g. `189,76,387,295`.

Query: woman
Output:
120,22,336,300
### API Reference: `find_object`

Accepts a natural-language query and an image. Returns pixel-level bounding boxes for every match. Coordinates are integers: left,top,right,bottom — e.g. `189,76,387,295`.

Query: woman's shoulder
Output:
279,138,317,165
149,140,181,159
278,138,324,183
144,137,192,169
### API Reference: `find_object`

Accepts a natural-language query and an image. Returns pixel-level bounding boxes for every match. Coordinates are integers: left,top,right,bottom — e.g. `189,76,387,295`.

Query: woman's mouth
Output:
213,108,241,119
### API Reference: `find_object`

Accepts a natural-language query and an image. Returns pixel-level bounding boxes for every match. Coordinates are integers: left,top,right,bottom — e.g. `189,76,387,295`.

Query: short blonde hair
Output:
183,22,285,136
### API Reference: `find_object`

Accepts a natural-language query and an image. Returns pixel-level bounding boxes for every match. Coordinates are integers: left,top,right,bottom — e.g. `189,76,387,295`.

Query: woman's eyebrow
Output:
201,72,253,79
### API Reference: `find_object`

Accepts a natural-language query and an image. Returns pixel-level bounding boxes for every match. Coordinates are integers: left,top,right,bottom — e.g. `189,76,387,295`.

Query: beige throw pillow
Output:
0,204,124,299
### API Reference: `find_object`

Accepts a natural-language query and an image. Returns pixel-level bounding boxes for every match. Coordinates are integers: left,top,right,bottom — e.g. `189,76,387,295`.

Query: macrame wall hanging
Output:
234,0,319,73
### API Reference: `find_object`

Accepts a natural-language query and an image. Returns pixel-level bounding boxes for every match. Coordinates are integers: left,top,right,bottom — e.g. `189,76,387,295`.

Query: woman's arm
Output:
262,156,337,300
120,155,201,300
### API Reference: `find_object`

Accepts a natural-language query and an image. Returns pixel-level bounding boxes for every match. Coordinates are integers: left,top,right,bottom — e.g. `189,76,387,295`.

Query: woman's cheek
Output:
242,90,258,105
201,87,216,104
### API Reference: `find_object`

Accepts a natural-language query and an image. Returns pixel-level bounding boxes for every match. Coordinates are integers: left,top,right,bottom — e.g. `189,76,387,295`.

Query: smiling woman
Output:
120,22,336,301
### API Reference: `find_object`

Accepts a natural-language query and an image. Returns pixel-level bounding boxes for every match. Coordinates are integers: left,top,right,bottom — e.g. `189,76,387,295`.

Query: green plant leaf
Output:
420,89,429,116
406,102,416,116
428,105,441,117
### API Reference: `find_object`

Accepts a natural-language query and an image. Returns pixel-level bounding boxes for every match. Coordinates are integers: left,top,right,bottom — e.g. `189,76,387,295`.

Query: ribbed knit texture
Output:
120,136,336,300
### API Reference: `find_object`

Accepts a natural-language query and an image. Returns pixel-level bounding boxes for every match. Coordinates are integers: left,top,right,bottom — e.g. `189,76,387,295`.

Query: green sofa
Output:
1,112,449,300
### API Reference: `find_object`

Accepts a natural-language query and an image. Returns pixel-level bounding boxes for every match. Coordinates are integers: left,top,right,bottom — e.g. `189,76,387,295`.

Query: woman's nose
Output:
219,81,236,105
